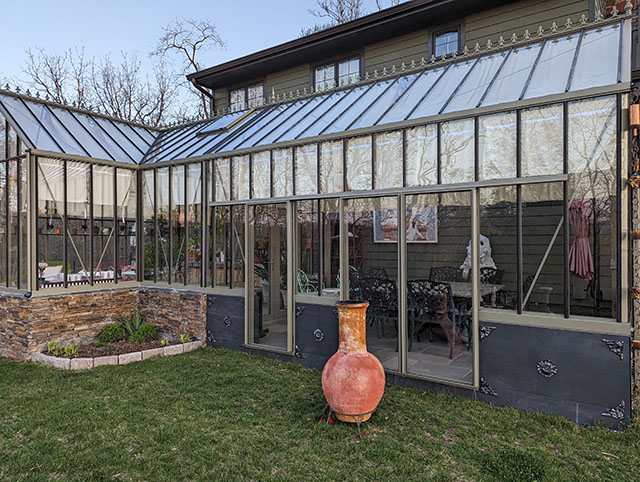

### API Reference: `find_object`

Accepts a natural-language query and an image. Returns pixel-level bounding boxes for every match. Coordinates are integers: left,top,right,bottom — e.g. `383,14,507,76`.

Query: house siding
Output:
212,0,591,114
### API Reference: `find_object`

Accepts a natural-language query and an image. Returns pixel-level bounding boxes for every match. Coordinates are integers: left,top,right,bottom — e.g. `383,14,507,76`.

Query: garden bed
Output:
31,340,203,370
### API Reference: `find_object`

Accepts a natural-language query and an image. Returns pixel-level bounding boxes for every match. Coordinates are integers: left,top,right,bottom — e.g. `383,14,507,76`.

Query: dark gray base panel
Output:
206,295,631,428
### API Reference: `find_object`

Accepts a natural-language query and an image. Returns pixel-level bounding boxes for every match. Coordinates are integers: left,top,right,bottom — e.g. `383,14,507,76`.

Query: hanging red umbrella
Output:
568,199,594,281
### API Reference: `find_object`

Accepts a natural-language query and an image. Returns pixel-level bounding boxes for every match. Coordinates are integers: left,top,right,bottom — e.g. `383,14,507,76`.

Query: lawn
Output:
0,348,638,481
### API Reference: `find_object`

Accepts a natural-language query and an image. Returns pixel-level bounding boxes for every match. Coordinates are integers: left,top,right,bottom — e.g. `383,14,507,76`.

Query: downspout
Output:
190,79,216,117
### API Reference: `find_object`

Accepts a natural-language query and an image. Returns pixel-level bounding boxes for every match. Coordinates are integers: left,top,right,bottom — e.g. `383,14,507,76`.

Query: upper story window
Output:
229,82,264,113
314,56,361,91
433,28,460,58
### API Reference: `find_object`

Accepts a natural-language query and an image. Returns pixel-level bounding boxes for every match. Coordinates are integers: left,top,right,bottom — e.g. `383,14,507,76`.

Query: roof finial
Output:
626,1,633,15
550,22,558,33
564,17,572,30
580,14,588,25
511,33,518,43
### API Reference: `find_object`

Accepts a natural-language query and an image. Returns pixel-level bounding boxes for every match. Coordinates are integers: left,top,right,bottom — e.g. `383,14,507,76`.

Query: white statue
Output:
460,234,496,280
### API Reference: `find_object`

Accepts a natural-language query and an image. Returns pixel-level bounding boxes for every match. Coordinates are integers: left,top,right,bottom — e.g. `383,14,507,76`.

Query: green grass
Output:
0,348,638,481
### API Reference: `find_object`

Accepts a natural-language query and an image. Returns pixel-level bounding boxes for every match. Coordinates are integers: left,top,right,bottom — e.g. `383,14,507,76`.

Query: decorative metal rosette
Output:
537,360,557,378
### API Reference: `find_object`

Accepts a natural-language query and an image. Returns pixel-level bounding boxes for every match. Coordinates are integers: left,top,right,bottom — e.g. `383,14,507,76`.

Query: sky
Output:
1,0,397,85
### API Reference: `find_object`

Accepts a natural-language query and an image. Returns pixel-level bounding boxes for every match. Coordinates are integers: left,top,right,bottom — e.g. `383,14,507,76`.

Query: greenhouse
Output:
0,13,634,426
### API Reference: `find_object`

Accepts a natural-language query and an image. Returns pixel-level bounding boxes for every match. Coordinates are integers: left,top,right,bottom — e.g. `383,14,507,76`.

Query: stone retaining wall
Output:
0,286,207,361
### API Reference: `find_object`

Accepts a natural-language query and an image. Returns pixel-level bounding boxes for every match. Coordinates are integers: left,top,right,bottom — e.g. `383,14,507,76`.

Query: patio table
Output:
449,282,505,307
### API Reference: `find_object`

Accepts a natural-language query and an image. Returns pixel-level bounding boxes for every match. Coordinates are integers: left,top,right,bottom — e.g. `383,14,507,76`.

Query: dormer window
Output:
314,56,361,91
433,28,460,58
229,82,264,113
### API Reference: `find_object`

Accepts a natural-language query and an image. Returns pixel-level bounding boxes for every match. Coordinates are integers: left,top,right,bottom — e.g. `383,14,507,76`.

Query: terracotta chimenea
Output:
321,301,385,423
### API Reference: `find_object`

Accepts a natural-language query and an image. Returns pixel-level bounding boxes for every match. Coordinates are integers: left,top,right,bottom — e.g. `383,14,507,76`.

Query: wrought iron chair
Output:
429,266,464,283
297,269,324,294
479,267,504,307
336,265,360,297
358,277,398,339
407,279,460,358
366,267,389,280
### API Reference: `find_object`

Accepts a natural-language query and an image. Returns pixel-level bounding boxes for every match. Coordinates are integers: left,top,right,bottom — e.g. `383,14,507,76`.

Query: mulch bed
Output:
47,340,175,358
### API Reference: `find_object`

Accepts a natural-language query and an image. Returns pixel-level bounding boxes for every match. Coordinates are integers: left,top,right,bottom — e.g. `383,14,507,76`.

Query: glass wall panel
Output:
231,205,245,288
214,206,231,287
295,199,340,299
93,165,115,283
521,104,563,177
440,118,474,184
374,131,403,189
66,161,90,283
157,167,170,282
171,166,185,283
7,125,17,158
406,192,472,384
406,125,437,187
117,169,136,281
19,159,28,289
187,164,202,285
479,186,517,311
478,112,517,180
232,155,249,201
0,115,6,159
251,203,288,350
214,157,230,202
345,196,398,372
567,96,617,319
252,151,271,199
295,144,318,196
142,170,155,281
522,182,564,314
346,136,372,191
273,148,293,197
7,160,18,287
319,140,343,194
37,158,65,287
0,162,5,286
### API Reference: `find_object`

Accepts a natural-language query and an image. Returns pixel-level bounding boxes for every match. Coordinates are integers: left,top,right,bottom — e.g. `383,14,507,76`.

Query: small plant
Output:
128,323,157,343
47,341,59,354
101,323,125,343
161,338,170,347
63,345,78,357
180,334,192,343
46,342,78,357
120,303,146,336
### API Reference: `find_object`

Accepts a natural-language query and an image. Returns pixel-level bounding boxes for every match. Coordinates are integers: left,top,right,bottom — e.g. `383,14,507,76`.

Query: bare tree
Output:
309,0,366,24
152,18,226,118
23,48,178,126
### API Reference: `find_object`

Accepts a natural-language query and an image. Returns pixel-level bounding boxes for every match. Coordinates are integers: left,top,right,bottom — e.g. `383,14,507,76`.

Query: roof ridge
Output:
0,86,162,132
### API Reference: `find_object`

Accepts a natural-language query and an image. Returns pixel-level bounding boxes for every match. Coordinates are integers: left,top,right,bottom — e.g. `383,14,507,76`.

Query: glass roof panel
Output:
480,43,542,107
286,89,354,140
349,72,422,130
198,110,250,135
297,84,373,138
166,126,232,161
408,60,474,119
221,104,298,151
131,125,157,145
91,116,145,161
231,99,310,149
117,121,155,149
251,94,335,146
444,52,507,113
72,111,135,163
570,23,621,91
321,81,393,135
376,67,445,124
0,95,59,151
144,123,207,162
42,106,112,160
522,33,580,99
22,101,86,156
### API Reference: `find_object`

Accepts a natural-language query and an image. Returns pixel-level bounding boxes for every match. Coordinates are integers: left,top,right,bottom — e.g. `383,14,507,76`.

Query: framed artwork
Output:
373,207,438,243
